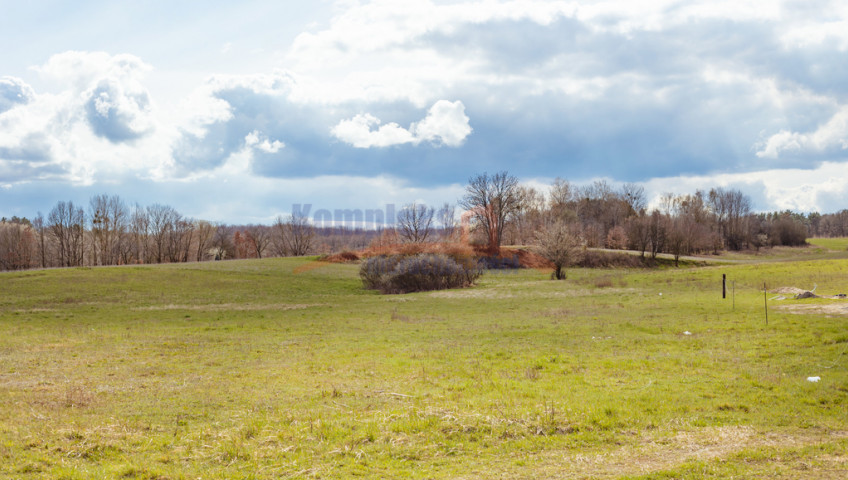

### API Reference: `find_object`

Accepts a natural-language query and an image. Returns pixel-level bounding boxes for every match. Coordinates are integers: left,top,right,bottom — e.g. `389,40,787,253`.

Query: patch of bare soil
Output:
460,427,847,479
771,286,810,295
776,303,848,316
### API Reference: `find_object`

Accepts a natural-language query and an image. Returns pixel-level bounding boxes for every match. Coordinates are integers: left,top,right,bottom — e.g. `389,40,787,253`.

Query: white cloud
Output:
34,51,152,91
412,100,473,146
0,52,174,185
0,76,35,113
245,130,285,153
641,161,848,212
756,106,848,159
332,100,471,148
331,113,416,148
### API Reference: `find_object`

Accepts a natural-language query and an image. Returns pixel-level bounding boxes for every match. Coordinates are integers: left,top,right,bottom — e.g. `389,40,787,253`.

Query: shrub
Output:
359,253,483,294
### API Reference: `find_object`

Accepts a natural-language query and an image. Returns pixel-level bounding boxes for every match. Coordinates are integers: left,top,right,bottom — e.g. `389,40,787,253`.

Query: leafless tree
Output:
89,194,128,265
48,200,85,267
147,204,180,263
508,185,546,245
708,187,751,250
0,221,36,271
549,177,577,224
275,213,314,256
459,171,520,250
621,183,647,215
32,212,47,268
534,221,583,280
245,224,272,258
166,218,194,262
397,202,435,243
194,220,215,261
212,223,234,260
437,203,457,240
648,210,668,259
129,203,149,264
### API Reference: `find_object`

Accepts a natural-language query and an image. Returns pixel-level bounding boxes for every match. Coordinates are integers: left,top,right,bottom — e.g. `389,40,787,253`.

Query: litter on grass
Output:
807,376,821,382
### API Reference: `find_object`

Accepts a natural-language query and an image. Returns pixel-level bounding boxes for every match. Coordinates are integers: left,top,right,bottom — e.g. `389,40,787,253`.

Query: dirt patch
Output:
776,303,848,316
771,286,810,295
460,427,847,479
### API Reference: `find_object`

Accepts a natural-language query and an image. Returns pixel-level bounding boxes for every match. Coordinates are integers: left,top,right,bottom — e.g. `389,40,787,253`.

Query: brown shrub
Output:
322,251,361,263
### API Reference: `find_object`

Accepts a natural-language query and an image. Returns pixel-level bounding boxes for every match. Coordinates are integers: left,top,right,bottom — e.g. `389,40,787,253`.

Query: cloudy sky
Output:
2,0,847,223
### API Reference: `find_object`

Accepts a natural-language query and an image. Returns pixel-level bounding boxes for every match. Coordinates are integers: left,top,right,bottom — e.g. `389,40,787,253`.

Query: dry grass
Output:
457,427,848,479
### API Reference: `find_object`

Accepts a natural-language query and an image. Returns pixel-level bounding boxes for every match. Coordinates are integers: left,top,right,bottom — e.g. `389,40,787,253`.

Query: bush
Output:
360,253,483,294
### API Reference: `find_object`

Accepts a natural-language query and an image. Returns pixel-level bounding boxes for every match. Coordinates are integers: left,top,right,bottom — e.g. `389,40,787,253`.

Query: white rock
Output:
683,331,692,335
807,376,821,382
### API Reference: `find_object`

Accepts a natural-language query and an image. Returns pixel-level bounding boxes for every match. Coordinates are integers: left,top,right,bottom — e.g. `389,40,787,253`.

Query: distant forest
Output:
2,174,847,271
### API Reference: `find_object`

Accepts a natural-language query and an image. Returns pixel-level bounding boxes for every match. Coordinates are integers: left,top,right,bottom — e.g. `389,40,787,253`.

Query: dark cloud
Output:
0,133,52,162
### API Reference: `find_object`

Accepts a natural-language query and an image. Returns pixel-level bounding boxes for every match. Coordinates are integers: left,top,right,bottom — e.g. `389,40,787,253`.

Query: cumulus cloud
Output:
0,76,35,113
640,161,848,213
332,100,471,148
331,114,416,148
756,106,848,159
245,130,285,153
5,2,848,220
84,78,153,142
0,51,169,185
35,51,152,90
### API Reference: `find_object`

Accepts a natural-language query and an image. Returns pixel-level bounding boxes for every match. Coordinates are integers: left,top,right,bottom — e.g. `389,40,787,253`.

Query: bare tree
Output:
147,204,180,263
0,221,37,271
534,221,583,280
620,183,646,215
549,177,575,221
194,220,214,261
648,210,668,259
272,214,314,257
89,194,128,265
129,204,149,264
166,218,194,262
708,187,752,250
437,203,457,240
32,212,47,268
397,202,435,243
212,223,234,260
459,171,520,250
48,200,85,267
245,224,271,258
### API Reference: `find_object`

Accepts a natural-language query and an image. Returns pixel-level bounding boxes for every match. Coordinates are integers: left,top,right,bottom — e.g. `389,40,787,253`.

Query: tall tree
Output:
459,171,520,251
48,200,85,267
397,202,435,243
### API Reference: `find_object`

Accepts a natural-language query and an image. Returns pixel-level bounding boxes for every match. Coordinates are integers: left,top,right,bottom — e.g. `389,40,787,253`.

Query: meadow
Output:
1,242,847,479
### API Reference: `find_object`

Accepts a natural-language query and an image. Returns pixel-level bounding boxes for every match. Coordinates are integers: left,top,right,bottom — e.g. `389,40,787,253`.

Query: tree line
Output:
458,172,837,266
0,195,318,271
2,176,847,271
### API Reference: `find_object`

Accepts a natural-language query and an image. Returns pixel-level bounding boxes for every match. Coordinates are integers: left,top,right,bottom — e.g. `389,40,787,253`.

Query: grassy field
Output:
1,247,847,478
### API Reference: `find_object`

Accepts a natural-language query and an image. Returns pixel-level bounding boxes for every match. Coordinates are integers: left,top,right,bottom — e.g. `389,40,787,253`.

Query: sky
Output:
1,0,848,224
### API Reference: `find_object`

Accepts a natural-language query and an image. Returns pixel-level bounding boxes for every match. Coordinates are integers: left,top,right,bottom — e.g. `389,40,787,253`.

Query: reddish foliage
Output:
323,251,361,263
506,248,555,269
233,231,257,259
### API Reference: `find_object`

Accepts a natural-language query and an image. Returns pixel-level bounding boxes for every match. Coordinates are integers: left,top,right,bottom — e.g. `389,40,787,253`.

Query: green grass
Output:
1,255,846,478
808,237,848,252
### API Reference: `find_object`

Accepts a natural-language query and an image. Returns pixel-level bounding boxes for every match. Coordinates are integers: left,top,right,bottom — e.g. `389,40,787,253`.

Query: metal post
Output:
763,282,768,326
723,274,726,299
